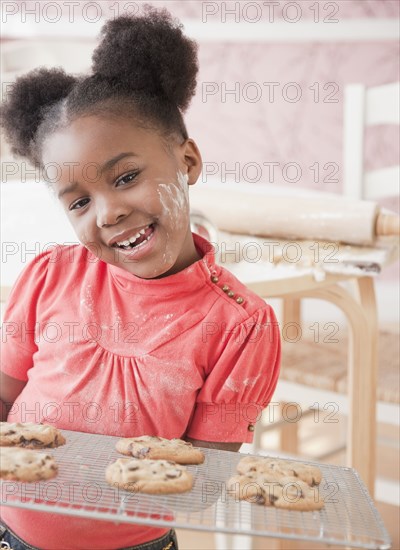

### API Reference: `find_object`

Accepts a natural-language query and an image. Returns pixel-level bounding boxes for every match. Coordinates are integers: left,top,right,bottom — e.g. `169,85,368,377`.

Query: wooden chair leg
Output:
282,297,301,329
279,299,302,456
279,402,299,455
299,281,378,495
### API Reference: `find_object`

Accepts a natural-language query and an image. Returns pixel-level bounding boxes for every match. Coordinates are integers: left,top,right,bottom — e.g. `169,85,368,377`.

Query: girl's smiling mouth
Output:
109,222,155,250
110,222,157,260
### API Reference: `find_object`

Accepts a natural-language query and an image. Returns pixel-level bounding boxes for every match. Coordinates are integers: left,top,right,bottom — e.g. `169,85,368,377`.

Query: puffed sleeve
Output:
186,304,281,443
0,250,51,381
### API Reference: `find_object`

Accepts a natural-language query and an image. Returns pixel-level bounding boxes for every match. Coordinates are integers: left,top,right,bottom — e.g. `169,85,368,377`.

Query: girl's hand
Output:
185,437,241,453
0,371,27,421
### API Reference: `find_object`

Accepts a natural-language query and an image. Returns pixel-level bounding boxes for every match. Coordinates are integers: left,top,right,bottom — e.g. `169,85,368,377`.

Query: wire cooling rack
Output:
0,429,391,549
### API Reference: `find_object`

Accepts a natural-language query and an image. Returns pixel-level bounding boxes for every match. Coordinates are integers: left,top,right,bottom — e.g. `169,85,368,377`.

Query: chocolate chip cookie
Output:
115,435,205,464
0,447,58,482
237,456,322,487
105,457,194,494
228,470,324,511
0,422,66,449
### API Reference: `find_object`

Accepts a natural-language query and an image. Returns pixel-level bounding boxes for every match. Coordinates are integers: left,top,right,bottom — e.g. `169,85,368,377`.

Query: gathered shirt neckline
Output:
108,232,219,295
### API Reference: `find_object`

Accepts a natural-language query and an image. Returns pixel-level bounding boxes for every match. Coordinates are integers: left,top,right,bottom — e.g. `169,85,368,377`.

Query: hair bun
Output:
91,6,198,112
1,67,76,161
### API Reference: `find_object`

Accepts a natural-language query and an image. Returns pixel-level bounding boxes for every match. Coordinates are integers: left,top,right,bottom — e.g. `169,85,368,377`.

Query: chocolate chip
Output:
19,437,44,448
133,447,150,458
268,493,278,505
253,492,266,505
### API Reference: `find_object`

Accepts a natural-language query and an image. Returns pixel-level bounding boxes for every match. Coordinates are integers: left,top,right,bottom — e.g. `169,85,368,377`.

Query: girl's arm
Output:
186,437,241,452
0,371,27,421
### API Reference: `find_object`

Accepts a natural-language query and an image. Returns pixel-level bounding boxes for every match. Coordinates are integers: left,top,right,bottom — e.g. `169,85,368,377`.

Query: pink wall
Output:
164,0,400,19
188,41,399,197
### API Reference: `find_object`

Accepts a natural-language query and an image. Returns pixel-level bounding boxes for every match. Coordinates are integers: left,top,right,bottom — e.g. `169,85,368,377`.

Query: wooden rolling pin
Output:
189,186,400,246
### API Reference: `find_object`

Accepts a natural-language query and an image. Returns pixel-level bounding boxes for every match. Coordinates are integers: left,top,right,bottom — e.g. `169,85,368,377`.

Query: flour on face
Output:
156,170,190,268
157,171,189,228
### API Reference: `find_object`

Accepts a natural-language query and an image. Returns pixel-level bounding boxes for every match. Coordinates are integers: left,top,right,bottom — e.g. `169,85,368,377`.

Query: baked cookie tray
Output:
0,429,391,549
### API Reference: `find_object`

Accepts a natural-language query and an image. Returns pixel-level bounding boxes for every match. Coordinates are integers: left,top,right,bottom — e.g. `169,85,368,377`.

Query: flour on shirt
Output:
243,375,260,387
223,377,241,393
80,284,94,313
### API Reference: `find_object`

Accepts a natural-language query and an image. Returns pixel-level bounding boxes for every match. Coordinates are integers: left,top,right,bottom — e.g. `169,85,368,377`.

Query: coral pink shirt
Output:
1,233,281,550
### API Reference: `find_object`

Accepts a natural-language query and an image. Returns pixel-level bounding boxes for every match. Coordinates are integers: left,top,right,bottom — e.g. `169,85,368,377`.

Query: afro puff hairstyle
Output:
0,5,199,167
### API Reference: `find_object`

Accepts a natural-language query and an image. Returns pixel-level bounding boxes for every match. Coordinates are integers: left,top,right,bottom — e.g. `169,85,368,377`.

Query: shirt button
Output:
222,284,230,292
211,275,219,283
236,296,244,304
227,290,235,298
248,424,255,432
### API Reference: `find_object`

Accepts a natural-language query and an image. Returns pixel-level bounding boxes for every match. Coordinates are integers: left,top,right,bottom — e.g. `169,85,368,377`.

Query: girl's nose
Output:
96,196,129,228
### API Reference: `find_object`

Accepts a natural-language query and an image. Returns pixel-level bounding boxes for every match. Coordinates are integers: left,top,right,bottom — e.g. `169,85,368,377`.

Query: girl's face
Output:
42,115,203,279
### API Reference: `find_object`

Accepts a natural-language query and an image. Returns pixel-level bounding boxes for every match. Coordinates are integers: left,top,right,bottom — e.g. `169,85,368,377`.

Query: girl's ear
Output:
180,138,202,185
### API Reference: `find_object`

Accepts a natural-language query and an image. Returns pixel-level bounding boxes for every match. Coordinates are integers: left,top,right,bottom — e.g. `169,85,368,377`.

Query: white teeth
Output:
115,224,151,247
129,231,141,244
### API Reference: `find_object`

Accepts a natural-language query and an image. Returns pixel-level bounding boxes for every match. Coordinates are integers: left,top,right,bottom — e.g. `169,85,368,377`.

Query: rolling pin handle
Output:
375,212,400,236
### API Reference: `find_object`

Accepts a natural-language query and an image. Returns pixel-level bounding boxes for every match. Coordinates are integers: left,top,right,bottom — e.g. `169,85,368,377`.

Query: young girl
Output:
0,7,281,550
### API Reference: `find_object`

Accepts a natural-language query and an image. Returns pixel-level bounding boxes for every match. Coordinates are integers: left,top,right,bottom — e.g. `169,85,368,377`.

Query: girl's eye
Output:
70,198,90,211
116,171,139,187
